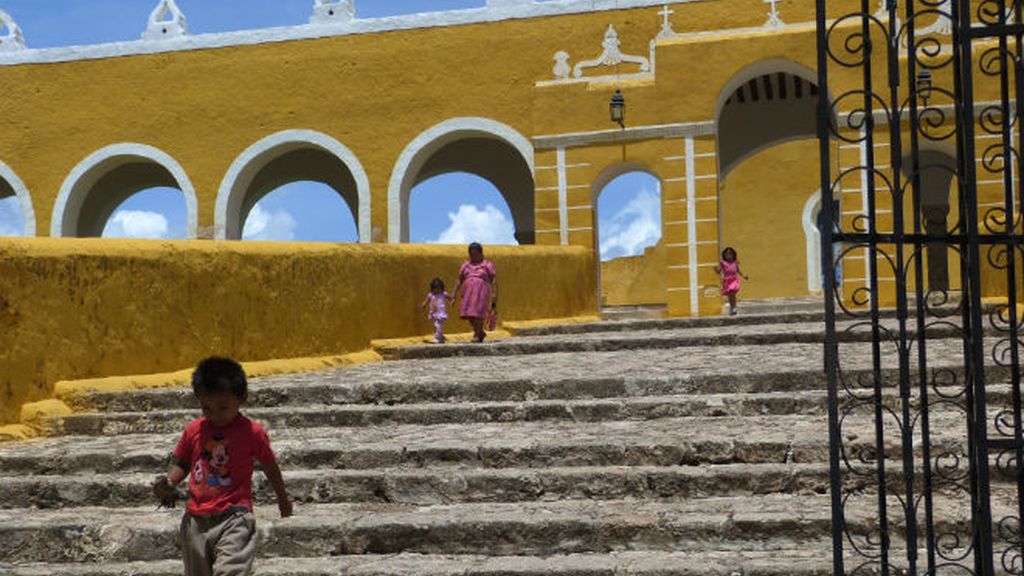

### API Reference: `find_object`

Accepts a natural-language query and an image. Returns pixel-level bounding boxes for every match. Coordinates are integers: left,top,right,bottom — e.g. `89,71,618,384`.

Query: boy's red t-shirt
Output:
172,414,276,516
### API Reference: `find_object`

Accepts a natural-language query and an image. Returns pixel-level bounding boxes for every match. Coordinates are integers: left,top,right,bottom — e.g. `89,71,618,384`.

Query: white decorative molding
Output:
0,9,25,51
656,4,677,39
573,25,650,78
142,0,188,41
52,143,198,238
534,120,716,150
387,117,535,243
0,0,712,66
0,159,36,236
764,0,784,29
215,129,371,242
553,51,571,80
310,0,355,25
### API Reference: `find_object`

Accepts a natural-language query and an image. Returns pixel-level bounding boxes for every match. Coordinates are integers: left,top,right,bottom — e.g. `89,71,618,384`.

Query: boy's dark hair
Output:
430,277,445,291
192,357,248,399
468,242,483,255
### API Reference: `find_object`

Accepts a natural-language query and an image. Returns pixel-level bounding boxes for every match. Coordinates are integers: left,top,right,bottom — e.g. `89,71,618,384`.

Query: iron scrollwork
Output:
817,0,1024,574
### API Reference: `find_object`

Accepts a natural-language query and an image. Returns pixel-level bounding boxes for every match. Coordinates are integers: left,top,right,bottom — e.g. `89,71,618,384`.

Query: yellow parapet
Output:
0,238,597,426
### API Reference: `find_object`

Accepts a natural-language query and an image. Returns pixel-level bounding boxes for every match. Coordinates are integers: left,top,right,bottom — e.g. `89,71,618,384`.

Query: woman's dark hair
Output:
192,357,247,400
722,247,737,260
430,277,445,291
468,242,483,256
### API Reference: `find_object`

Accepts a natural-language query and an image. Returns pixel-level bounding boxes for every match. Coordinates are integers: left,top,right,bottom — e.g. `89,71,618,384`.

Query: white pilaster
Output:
557,147,569,246
686,137,699,316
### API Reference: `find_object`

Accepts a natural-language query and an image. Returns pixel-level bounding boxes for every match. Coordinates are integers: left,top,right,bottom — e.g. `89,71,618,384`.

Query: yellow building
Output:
0,0,984,318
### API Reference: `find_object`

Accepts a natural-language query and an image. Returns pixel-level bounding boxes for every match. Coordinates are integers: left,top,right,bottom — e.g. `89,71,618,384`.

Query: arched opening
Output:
803,191,842,294
592,165,664,307
902,149,960,293
242,181,358,242
716,60,827,299
409,173,517,245
0,160,35,236
217,130,370,242
101,187,188,239
389,118,535,244
52,144,197,238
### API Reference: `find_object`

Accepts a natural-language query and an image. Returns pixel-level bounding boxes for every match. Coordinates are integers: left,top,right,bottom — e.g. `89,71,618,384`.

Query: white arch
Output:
803,191,823,294
0,160,36,236
215,129,371,242
387,117,535,243
52,143,198,238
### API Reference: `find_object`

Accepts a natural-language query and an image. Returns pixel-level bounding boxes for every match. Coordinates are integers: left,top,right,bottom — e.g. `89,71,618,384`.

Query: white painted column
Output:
557,146,569,246
685,137,699,316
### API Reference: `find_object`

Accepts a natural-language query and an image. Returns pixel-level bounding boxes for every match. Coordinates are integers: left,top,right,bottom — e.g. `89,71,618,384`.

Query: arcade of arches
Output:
0,0,994,316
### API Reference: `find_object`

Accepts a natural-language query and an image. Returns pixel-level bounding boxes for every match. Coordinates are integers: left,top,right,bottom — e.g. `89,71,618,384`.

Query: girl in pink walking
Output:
714,246,749,316
454,242,498,342
420,278,454,343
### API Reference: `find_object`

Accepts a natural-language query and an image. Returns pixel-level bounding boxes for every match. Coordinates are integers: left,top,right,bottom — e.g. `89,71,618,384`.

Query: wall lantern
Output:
610,89,625,128
916,68,932,106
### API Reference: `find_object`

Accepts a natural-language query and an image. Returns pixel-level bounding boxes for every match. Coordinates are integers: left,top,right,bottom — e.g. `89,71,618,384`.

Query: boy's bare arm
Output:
153,463,187,503
262,460,293,518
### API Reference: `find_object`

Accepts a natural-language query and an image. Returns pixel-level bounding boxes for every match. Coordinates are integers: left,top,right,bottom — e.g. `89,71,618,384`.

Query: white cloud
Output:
243,204,297,241
0,197,24,237
432,204,517,245
103,210,169,239
599,187,661,261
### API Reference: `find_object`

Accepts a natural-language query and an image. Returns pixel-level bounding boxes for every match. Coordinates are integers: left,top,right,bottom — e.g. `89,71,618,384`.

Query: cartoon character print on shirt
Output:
197,433,232,488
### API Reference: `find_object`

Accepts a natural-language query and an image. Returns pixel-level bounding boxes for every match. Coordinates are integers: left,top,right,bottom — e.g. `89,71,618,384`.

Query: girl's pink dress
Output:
720,259,741,295
458,259,496,319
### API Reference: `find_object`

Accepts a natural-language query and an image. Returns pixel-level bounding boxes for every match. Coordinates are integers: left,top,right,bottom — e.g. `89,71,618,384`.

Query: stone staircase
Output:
0,311,980,575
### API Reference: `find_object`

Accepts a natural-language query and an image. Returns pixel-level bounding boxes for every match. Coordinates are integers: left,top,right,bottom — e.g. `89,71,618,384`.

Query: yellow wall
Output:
600,241,667,306
0,239,596,425
720,139,821,299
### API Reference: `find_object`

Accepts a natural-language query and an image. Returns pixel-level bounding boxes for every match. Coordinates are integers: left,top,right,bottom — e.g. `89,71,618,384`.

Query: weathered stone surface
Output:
0,310,993,573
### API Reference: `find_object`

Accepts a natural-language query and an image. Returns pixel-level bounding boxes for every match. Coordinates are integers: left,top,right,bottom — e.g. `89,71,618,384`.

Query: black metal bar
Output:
817,0,845,573
957,0,998,571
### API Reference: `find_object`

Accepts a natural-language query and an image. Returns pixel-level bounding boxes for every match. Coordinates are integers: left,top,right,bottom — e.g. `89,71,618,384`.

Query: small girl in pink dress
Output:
421,278,454,343
714,247,749,316
454,242,498,343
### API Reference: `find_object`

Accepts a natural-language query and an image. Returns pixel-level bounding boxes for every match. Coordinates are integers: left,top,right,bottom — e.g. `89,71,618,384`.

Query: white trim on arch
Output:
215,129,371,242
387,117,535,243
802,190,840,295
0,160,36,236
52,143,198,238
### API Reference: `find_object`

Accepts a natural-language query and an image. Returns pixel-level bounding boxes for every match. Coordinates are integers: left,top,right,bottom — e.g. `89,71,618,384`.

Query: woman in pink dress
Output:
454,242,498,342
714,246,749,316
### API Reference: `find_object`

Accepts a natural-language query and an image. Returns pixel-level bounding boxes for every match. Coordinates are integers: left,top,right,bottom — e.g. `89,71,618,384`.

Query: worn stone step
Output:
0,497,836,563
0,549,834,576
57,391,834,436
0,409,984,479
520,309,833,336
378,321,961,360
0,463,830,510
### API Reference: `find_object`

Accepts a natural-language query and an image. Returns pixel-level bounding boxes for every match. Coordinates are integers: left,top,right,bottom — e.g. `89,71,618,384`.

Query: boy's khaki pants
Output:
180,508,257,576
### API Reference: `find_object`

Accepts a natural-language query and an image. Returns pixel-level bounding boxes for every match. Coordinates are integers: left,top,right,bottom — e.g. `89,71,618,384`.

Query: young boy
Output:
153,357,292,576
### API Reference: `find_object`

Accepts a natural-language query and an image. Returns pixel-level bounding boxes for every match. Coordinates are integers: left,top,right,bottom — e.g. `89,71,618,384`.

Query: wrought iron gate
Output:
817,0,1024,574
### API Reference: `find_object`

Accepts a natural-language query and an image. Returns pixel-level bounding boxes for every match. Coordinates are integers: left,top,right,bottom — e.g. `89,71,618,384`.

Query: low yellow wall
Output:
600,242,667,306
0,239,597,425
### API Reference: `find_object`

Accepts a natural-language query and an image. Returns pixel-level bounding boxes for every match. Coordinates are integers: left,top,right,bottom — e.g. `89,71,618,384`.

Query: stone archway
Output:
388,117,535,244
216,130,371,241
52,143,197,238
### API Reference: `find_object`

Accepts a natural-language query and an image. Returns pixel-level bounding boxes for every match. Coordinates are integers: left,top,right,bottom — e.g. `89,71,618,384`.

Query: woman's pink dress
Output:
458,259,496,319
720,259,742,295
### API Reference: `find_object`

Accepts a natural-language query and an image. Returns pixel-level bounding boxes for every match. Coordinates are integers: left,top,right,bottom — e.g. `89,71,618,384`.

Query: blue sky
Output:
0,0,660,259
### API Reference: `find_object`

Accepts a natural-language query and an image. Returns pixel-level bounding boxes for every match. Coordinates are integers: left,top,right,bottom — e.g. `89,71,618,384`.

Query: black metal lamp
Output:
916,68,932,106
610,89,625,128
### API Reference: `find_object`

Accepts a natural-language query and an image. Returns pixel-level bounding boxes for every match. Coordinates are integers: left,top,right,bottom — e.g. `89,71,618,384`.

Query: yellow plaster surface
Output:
600,242,667,306
0,238,596,426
